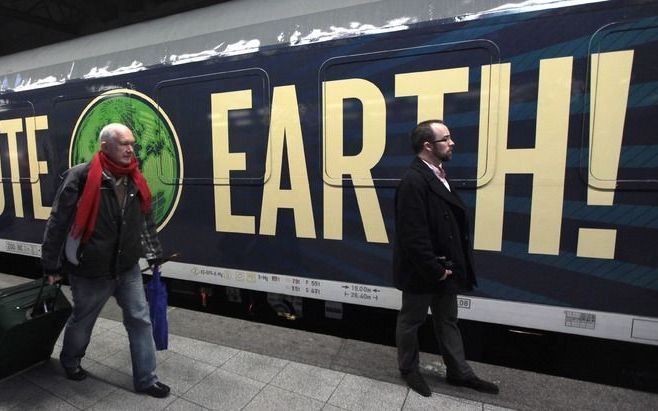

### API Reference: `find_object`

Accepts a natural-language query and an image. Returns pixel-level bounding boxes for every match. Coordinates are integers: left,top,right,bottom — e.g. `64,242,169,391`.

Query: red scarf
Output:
71,152,152,242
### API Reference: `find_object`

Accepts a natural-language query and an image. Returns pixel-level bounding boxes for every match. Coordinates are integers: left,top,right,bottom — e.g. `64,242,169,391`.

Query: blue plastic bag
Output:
145,265,168,350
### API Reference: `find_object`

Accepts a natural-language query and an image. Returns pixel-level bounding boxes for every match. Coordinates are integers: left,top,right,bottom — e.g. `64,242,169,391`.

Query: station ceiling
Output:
0,0,231,57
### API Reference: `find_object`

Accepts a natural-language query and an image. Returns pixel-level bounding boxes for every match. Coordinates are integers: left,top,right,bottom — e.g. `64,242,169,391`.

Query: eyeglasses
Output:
430,136,452,144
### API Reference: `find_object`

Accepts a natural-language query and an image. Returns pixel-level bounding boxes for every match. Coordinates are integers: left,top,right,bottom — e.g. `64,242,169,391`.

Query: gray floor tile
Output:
322,405,349,411
243,385,324,411
168,334,239,367
107,324,129,338
271,362,345,402
94,317,122,330
98,345,173,375
331,339,400,384
483,404,516,411
164,397,211,410
403,392,483,411
328,374,408,411
21,358,119,409
97,348,134,374
98,295,126,322
85,330,128,363
156,351,216,395
156,348,175,363
87,387,176,411
182,368,265,410
168,309,343,368
0,375,46,410
220,351,288,383
85,360,134,392
91,324,113,338
5,388,79,411
55,328,65,347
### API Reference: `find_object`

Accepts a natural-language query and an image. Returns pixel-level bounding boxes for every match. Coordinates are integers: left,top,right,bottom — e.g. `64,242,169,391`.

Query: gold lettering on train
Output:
0,116,52,219
577,50,634,259
474,57,573,255
0,52,630,260
260,85,316,238
25,115,51,220
323,78,388,243
395,67,469,122
0,118,25,218
210,89,256,234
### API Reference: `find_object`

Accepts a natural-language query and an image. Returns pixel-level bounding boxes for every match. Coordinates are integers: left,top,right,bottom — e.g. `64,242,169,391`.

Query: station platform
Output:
1,273,656,411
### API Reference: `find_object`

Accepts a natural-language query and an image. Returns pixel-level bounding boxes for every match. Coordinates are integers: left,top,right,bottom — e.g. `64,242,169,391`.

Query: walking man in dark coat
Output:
42,123,170,398
393,119,498,396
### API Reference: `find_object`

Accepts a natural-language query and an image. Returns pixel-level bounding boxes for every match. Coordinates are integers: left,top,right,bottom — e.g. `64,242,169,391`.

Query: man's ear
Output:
423,141,432,152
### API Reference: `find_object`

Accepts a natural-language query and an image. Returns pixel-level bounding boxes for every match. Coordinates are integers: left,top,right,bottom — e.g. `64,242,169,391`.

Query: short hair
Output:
410,119,445,154
99,123,130,144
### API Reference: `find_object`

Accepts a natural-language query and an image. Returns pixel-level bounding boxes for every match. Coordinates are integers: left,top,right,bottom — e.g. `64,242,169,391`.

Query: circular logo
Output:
70,89,183,231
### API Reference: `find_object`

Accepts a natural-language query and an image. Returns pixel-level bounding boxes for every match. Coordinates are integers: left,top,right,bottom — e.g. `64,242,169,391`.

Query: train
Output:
1,0,657,351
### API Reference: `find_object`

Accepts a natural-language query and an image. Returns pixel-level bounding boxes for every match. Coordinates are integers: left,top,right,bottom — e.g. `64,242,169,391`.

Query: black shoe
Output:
138,382,171,398
402,370,431,397
446,376,499,394
63,366,88,381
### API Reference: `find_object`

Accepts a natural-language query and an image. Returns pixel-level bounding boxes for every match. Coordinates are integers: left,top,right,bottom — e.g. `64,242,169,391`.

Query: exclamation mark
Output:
577,50,634,259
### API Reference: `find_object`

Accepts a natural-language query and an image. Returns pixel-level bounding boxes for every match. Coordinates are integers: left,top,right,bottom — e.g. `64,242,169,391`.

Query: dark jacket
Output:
42,162,162,278
393,157,477,294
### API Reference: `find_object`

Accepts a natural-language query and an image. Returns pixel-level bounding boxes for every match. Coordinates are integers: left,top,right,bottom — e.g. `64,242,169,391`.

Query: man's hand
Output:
440,269,453,281
147,259,161,272
47,274,62,285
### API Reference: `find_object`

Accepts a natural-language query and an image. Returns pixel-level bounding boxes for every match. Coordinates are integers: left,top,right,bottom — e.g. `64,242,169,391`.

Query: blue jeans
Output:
60,264,158,390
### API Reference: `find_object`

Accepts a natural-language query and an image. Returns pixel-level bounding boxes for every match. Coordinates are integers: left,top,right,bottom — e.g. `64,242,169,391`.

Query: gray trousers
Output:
396,291,474,379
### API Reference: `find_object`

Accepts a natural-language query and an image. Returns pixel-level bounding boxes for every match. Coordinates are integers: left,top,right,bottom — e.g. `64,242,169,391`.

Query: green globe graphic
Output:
71,93,181,228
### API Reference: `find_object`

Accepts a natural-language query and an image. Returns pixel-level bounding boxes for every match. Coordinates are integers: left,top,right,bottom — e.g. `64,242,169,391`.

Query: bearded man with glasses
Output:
393,120,499,397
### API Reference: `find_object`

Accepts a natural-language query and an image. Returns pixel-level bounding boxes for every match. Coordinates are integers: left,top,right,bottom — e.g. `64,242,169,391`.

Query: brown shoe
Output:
402,370,431,397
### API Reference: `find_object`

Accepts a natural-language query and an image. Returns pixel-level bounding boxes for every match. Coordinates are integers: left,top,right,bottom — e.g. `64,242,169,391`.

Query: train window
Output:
154,68,271,185
0,99,40,184
585,20,658,189
319,39,500,188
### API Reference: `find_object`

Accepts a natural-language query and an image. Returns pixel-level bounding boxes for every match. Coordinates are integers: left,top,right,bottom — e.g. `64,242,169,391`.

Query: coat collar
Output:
410,157,465,209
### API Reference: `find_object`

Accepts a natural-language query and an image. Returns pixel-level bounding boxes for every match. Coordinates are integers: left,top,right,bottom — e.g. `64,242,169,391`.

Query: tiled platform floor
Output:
0,317,508,411
2,274,656,411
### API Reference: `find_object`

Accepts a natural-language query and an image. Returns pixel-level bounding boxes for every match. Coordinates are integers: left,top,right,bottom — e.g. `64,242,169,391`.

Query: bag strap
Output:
32,277,62,316
152,265,161,281
140,252,180,273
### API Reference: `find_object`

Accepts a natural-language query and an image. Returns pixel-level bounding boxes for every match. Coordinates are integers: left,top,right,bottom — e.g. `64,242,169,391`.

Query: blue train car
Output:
1,0,657,347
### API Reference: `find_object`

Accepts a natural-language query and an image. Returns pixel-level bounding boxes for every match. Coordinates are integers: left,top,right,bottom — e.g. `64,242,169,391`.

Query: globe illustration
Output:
70,92,181,229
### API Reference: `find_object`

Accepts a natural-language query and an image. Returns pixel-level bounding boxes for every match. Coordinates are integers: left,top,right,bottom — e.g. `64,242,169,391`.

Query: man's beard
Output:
437,151,452,162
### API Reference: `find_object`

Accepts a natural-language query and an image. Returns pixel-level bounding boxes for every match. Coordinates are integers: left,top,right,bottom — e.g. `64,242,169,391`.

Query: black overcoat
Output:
393,157,477,294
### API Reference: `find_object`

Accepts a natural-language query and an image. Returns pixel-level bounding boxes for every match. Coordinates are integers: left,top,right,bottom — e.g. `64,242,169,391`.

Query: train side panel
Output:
1,1,657,344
